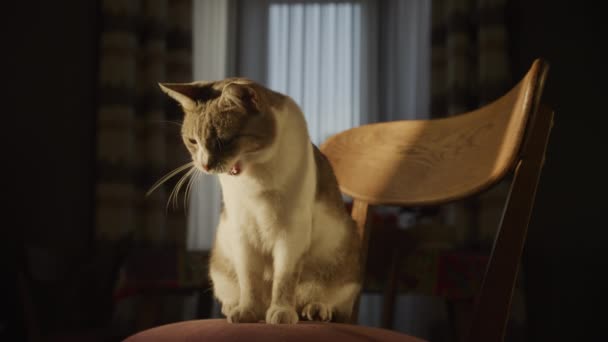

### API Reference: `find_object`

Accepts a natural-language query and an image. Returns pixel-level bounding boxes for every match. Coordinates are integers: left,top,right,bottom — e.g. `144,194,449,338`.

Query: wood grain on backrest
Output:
320,59,547,206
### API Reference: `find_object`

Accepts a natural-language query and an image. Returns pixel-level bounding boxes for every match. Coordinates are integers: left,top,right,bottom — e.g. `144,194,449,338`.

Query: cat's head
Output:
159,79,278,175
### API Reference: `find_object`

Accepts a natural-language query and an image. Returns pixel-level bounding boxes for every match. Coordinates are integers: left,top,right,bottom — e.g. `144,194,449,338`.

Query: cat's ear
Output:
158,83,199,111
219,82,260,113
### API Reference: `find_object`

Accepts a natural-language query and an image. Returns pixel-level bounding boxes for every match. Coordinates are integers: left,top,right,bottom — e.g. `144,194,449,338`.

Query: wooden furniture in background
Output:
321,58,552,342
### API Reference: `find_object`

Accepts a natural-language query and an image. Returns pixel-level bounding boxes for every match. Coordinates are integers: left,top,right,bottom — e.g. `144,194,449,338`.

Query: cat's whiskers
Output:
148,119,183,128
146,162,194,197
183,169,201,212
168,168,196,210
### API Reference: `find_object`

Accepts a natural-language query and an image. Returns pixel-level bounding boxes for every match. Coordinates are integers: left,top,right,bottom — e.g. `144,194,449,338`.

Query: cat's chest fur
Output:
217,149,315,254
224,185,285,252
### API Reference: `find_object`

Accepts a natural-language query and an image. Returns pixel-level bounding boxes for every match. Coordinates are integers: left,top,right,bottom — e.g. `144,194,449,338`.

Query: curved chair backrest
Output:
321,59,553,342
321,59,547,206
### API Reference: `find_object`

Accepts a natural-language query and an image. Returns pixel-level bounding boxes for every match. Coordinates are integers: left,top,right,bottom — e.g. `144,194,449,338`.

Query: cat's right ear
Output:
158,83,198,111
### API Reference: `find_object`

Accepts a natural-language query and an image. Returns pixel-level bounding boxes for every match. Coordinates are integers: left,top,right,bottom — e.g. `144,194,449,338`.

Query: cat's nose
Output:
202,164,210,171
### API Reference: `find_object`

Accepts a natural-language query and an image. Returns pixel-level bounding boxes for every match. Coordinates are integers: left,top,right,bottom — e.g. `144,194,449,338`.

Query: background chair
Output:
125,58,552,342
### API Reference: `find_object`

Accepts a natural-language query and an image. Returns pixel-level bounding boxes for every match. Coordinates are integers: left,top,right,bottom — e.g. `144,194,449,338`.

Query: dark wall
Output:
4,0,99,338
3,0,606,340
507,1,608,341
8,0,98,247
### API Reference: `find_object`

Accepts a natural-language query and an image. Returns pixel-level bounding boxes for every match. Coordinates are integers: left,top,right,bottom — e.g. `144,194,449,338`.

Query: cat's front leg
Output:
227,241,265,323
266,234,307,324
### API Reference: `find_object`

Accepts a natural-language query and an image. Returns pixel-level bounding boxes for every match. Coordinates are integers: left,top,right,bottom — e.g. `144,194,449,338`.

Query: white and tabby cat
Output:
159,78,361,324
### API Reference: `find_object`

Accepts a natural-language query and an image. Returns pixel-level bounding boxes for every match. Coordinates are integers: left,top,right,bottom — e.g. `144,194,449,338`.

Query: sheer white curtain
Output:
238,0,382,141
266,2,362,144
239,0,430,141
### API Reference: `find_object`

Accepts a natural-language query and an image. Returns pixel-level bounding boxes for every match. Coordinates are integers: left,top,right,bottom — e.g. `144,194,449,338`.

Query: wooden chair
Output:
124,58,552,342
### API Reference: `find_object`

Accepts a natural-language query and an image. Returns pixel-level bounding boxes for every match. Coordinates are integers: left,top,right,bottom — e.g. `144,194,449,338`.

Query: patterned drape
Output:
431,0,509,117
430,0,511,255
95,0,192,245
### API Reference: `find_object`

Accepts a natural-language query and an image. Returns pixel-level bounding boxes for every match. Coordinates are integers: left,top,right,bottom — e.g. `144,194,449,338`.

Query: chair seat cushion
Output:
125,319,425,342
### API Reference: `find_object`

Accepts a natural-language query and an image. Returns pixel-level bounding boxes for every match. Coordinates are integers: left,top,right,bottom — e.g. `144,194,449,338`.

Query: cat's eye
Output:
220,136,238,146
187,138,197,145
229,135,243,144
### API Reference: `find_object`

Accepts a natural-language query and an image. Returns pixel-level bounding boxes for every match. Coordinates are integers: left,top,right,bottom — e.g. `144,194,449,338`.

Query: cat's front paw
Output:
221,303,237,317
301,302,332,322
226,305,259,323
266,305,299,324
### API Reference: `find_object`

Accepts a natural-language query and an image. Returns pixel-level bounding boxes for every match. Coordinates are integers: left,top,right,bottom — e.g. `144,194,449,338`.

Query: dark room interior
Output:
3,0,607,341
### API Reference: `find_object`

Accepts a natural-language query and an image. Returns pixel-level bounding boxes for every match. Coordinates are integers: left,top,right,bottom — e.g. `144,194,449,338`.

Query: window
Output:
267,2,362,144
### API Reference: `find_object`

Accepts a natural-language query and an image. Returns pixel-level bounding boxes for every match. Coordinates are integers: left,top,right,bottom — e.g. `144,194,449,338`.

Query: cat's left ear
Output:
158,83,200,111
219,83,261,113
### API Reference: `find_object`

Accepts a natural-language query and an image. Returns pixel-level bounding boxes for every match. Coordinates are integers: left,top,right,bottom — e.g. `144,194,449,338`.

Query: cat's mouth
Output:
228,161,241,176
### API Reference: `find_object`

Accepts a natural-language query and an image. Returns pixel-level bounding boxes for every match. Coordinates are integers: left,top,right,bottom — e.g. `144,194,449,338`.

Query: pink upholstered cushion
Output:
125,319,426,342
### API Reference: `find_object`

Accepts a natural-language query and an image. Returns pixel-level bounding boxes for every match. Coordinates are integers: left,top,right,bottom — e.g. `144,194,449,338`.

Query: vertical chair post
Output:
468,106,554,342
381,247,400,329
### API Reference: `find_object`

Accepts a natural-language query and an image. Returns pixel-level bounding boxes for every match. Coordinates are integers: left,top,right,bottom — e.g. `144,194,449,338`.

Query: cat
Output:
159,78,361,324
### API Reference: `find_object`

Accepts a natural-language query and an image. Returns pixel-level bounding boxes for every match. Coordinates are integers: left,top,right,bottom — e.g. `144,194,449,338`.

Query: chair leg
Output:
135,294,163,331
446,298,474,342
381,248,399,329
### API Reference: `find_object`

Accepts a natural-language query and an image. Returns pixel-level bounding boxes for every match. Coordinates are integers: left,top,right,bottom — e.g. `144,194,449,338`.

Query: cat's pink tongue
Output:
229,162,241,176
